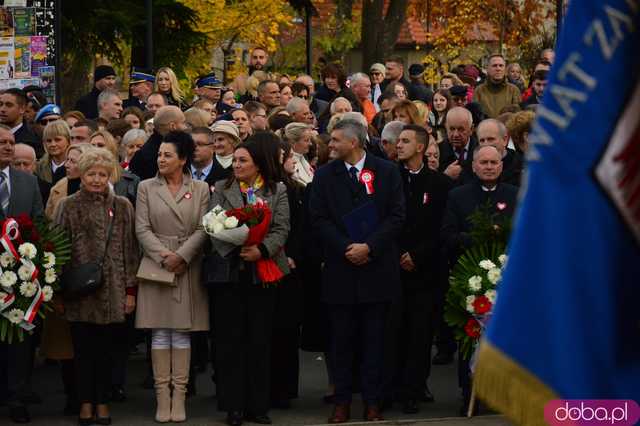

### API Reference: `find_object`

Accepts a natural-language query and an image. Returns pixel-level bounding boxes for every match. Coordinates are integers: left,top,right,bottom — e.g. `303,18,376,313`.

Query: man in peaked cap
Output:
124,67,155,110
194,73,223,107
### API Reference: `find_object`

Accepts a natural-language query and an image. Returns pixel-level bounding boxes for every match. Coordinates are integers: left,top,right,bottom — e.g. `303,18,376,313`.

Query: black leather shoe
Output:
95,416,112,425
402,399,419,414
110,386,126,403
432,351,454,365
420,386,435,403
226,411,243,426
245,414,272,424
9,406,30,423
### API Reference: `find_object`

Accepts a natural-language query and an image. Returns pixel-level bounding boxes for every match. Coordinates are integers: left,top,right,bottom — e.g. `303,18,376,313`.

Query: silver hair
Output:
446,106,473,128
329,97,352,115
97,89,120,110
121,128,148,147
341,112,368,128
477,118,507,139
380,121,405,144
286,97,309,114
333,119,366,148
349,72,371,87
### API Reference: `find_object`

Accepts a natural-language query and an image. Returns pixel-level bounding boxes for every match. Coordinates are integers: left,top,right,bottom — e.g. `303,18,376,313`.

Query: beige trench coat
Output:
134,174,210,331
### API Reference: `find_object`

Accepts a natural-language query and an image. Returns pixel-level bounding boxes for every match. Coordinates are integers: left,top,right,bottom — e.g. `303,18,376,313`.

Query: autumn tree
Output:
361,0,410,70
178,0,294,82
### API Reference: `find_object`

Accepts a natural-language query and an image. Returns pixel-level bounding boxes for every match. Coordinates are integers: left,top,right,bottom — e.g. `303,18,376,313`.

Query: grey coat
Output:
0,167,44,219
209,179,290,278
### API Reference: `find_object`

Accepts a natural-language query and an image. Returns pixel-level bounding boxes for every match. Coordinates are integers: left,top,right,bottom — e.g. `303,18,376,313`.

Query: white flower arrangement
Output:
43,252,56,269
17,264,32,281
465,295,476,313
44,269,57,284
42,286,53,302
7,308,24,324
498,254,507,267
479,259,496,270
19,281,37,298
223,216,239,229
0,271,17,289
487,268,502,285
18,243,37,260
467,275,482,291
0,252,15,268
485,289,497,304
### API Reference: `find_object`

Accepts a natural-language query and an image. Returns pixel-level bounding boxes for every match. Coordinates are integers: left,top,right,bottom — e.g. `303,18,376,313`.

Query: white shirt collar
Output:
51,159,65,173
10,123,23,134
344,152,366,176
481,185,497,192
191,161,213,179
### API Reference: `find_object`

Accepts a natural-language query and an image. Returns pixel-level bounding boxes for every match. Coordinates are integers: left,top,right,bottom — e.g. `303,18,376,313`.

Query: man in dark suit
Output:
437,107,478,187
0,125,44,423
129,106,187,181
74,65,117,119
387,125,451,414
440,144,518,415
123,68,155,110
309,119,405,423
476,118,523,186
0,89,42,158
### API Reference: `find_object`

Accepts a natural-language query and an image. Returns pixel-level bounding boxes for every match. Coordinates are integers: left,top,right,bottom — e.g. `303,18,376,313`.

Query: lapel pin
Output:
497,202,507,211
184,192,192,200
360,169,375,195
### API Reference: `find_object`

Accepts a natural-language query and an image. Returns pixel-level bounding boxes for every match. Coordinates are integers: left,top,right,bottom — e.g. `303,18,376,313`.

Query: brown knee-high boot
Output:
151,349,171,423
170,348,191,422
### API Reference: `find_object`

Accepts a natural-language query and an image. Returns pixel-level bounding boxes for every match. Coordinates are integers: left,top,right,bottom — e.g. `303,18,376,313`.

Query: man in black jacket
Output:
476,118,523,186
74,65,117,119
390,125,451,414
123,68,155,110
0,89,42,158
129,106,187,181
380,56,416,100
440,145,518,415
309,119,405,423
438,107,477,186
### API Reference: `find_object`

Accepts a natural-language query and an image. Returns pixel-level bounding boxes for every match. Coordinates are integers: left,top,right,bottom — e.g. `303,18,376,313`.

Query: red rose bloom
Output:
464,318,482,339
472,295,493,315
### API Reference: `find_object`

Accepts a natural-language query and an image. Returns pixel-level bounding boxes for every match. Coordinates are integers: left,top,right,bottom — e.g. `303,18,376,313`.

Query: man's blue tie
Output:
349,166,358,184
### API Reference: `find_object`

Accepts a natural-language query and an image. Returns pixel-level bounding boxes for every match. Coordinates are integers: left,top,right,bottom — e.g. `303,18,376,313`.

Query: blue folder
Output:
342,201,379,242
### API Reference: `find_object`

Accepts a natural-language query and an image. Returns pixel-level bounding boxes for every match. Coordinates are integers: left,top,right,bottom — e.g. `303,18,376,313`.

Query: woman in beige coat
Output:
135,131,209,423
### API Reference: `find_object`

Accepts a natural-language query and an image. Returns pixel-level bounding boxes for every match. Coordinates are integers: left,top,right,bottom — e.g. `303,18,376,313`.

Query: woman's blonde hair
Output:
282,122,311,144
155,67,185,103
67,142,93,158
77,147,117,178
88,130,122,181
42,119,71,143
412,101,429,126
440,72,464,86
184,107,210,129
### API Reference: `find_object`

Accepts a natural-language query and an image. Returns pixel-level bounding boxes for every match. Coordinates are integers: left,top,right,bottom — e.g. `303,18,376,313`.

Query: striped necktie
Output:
0,171,9,214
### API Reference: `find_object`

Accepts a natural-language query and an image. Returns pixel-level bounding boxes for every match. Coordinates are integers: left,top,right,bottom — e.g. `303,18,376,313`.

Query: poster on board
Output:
14,35,29,77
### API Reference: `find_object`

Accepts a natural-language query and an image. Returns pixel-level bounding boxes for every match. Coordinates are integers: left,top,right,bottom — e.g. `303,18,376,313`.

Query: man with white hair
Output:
329,97,352,115
349,73,376,124
380,121,405,161
437,107,477,185
97,89,123,123
286,97,314,125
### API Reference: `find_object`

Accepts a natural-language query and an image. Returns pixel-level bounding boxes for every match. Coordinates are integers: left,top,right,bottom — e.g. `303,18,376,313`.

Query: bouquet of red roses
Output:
203,200,284,285
0,214,71,343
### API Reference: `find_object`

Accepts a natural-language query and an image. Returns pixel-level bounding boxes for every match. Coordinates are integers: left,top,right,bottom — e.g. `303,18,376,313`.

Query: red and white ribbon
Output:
360,169,375,195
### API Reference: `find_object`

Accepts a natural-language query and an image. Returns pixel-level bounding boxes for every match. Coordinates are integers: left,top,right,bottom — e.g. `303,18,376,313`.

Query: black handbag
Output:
61,202,116,299
201,249,240,286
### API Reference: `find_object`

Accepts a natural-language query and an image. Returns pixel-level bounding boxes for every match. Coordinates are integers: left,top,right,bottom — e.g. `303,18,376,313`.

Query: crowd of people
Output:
0,45,553,425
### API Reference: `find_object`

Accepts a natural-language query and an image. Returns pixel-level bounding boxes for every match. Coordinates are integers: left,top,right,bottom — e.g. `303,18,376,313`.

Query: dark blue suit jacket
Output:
309,154,405,305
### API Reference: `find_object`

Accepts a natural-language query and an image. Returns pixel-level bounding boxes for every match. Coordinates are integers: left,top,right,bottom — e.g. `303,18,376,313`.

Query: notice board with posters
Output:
0,0,57,102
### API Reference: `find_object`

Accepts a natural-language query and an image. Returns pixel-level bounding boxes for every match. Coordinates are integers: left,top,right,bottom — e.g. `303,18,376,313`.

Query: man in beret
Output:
123,67,155,110
74,65,117,119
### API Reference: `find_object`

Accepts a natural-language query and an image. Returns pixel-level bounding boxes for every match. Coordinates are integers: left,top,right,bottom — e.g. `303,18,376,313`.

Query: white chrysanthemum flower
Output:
224,216,239,229
487,268,502,285
42,285,54,302
211,205,224,215
216,211,228,222
19,281,37,298
18,243,37,260
498,254,507,267
44,269,57,284
213,222,224,234
17,264,32,281
0,271,17,289
465,295,475,313
0,252,15,268
485,289,497,304
479,259,496,270
467,275,482,291
7,308,24,324
43,252,56,269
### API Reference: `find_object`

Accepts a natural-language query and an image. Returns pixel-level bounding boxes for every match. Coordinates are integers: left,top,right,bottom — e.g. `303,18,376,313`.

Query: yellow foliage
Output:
178,0,294,84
